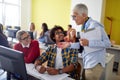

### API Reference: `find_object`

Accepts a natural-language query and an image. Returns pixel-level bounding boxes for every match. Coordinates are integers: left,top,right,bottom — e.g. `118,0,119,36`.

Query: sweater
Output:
14,40,40,63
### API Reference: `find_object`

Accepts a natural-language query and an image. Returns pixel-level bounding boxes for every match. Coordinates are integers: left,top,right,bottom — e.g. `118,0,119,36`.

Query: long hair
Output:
42,23,48,33
0,23,7,39
0,23,3,33
30,22,35,31
40,23,49,37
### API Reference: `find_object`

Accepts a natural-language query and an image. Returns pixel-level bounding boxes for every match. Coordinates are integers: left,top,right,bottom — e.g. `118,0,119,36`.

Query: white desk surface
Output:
108,45,120,50
26,64,74,80
106,53,114,63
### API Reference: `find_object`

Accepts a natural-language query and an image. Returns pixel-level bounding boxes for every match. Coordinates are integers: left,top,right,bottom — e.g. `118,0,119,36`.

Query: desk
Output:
102,53,114,80
106,45,120,75
26,64,74,80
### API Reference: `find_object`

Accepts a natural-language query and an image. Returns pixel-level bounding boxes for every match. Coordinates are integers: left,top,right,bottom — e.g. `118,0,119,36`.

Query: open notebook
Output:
26,63,69,80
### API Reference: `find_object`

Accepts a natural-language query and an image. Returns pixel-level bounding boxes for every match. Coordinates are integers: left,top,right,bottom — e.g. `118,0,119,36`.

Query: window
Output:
4,0,19,5
0,3,2,24
0,0,20,26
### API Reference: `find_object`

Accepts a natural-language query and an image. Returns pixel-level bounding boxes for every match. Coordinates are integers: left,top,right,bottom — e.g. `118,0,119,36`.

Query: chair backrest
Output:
6,26,12,30
14,26,21,31
27,31,34,40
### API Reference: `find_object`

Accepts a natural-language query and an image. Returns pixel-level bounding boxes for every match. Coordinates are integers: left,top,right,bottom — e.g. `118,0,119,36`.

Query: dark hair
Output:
50,25,64,42
0,23,3,33
42,23,49,33
68,24,72,28
0,23,7,39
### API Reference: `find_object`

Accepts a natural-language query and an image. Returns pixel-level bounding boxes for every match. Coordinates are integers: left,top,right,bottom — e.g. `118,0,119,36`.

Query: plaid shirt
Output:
38,46,80,79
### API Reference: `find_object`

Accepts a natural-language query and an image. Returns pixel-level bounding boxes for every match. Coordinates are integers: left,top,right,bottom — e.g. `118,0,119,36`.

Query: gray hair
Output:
73,3,88,16
16,30,28,40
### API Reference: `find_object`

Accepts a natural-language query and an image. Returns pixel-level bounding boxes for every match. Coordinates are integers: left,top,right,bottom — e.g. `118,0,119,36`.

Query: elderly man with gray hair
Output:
59,3,111,80
71,3,111,80
14,30,40,63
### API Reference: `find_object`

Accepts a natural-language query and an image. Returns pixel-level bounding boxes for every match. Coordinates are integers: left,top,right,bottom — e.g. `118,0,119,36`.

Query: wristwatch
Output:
73,63,77,69
58,69,63,74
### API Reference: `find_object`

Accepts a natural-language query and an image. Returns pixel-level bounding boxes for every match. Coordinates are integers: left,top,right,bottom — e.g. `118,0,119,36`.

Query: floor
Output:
0,70,120,80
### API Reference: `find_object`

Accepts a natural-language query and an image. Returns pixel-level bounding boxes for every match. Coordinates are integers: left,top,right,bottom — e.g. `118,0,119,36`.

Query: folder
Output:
80,27,102,53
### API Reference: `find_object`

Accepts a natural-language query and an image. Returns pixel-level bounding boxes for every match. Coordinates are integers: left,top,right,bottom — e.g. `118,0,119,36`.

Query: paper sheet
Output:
80,27,102,53
26,64,69,80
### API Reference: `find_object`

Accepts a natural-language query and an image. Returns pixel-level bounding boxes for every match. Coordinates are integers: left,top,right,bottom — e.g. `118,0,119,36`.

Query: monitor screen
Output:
7,28,18,38
0,45,28,80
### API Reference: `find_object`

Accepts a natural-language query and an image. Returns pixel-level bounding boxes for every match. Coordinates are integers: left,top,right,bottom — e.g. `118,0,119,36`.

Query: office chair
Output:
7,28,18,42
14,26,21,31
6,26,12,30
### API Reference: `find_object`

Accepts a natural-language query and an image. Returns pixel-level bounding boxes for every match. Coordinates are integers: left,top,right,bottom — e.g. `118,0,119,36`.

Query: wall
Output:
70,0,106,32
31,0,71,33
30,0,120,44
21,0,31,30
104,0,120,44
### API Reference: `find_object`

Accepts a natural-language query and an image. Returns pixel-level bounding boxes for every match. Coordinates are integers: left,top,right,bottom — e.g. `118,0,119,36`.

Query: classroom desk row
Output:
26,53,114,80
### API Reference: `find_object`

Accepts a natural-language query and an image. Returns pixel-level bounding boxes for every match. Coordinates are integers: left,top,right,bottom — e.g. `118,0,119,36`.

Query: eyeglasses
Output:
71,15,76,20
21,35,31,40
55,31,64,35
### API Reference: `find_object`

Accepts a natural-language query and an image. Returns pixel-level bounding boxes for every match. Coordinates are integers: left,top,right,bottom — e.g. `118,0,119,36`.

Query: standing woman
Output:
29,22,37,39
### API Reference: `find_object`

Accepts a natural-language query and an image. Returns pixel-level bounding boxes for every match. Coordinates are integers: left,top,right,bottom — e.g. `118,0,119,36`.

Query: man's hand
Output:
57,42,70,49
79,38,89,46
46,67,59,75
36,65,46,74
34,60,41,67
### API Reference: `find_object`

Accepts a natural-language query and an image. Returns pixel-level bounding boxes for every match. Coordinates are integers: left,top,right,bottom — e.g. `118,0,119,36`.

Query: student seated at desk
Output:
28,22,37,39
35,26,81,80
14,30,40,63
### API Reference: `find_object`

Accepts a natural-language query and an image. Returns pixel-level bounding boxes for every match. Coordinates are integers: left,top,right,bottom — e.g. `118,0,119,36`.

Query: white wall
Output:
21,0,31,30
70,0,106,32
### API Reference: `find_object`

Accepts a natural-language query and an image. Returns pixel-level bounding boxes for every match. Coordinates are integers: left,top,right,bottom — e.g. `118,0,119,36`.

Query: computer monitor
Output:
0,45,28,80
7,28,18,38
